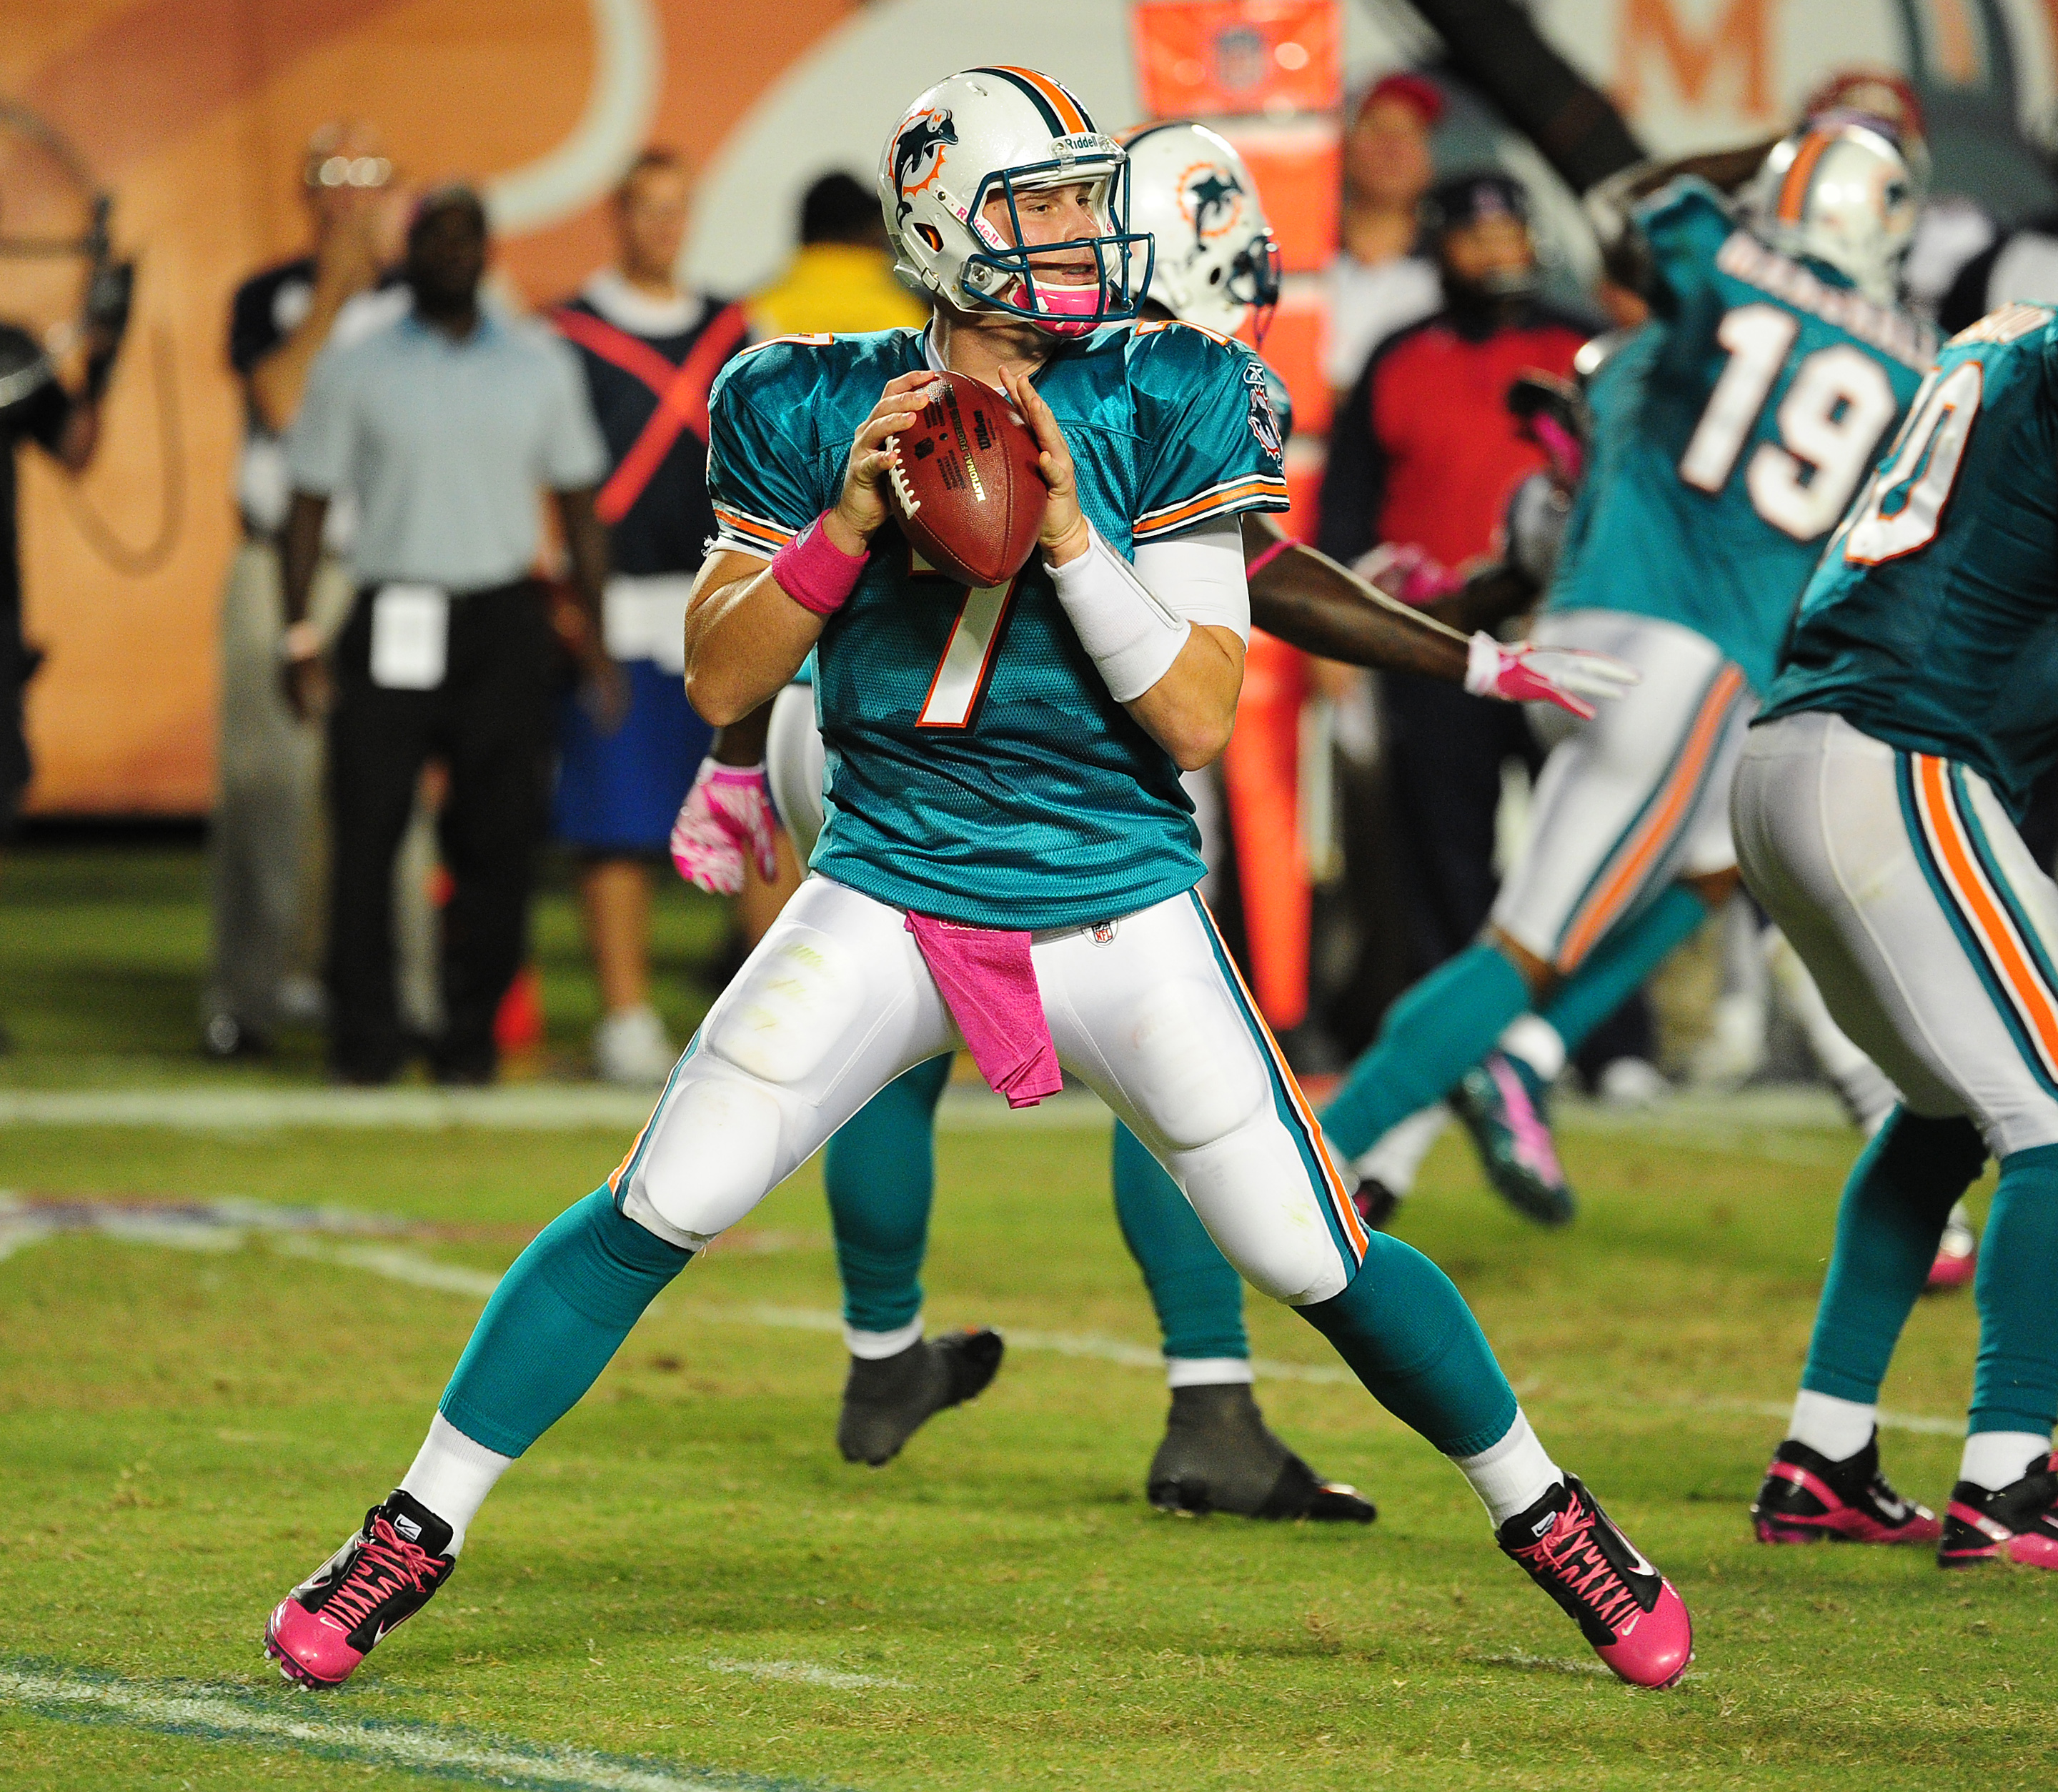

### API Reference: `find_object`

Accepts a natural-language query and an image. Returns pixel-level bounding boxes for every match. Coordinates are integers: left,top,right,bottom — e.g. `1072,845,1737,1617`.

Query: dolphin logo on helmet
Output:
1118,121,1281,342
892,108,957,224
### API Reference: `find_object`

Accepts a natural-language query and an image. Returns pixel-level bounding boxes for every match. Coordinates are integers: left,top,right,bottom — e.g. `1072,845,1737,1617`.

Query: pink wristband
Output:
1245,534,1299,581
771,513,868,617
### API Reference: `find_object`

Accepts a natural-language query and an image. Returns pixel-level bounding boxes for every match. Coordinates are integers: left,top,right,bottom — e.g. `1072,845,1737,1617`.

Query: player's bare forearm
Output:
1124,624,1243,771
712,700,775,767
1244,518,1468,682
1421,562,1541,638
682,549,828,727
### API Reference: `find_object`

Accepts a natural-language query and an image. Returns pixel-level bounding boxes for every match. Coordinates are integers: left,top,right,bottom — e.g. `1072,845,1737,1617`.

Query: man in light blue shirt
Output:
280,184,620,1084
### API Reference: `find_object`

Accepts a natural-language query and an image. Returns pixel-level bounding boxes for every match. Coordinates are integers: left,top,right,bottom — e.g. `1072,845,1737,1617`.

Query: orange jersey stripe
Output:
1558,665,1746,969
1914,756,2058,1070
1196,895,1368,1262
990,64,1090,135
1137,477,1291,535
713,505,792,546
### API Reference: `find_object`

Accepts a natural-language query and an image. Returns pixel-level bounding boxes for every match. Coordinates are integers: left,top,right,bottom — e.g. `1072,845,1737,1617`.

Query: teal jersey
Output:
707,322,1289,928
1546,179,1932,694
1764,302,2058,818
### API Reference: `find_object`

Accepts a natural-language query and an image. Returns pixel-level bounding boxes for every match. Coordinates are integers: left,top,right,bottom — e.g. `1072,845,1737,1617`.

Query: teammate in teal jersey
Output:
687,120,1626,1520
1319,116,1934,1226
264,66,1689,1693
1739,299,2058,1566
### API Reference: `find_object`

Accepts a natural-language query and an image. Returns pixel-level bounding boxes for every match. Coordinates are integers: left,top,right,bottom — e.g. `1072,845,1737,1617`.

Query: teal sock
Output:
1972,1142,2058,1437
1296,1232,1518,1457
439,1188,692,1458
825,1054,954,1335
1321,942,1531,1159
1538,885,1709,1057
1112,1122,1249,1364
1802,1111,1986,1405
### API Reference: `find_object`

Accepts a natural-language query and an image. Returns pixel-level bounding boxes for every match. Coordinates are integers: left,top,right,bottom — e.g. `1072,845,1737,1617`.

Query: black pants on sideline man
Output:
325,580,554,1083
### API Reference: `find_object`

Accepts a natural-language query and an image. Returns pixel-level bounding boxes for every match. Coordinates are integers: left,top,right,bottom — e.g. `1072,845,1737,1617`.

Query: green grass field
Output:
1,844,2052,1790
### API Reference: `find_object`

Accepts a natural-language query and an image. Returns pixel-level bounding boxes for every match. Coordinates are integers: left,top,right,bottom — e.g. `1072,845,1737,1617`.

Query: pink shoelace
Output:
1509,1495,1641,1635
319,1517,440,1632
1486,1057,1566,1183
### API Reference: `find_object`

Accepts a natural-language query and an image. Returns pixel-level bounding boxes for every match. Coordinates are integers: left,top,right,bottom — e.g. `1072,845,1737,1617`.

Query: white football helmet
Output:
1744,116,1919,305
1118,121,1281,341
878,66,1150,335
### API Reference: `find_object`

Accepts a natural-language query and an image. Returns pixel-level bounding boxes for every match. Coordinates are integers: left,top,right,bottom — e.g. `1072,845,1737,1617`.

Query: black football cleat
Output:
1147,1382,1375,1523
837,1327,1005,1466
1497,1476,1691,1688
1938,1454,2058,1569
1751,1431,1939,1545
265,1490,455,1688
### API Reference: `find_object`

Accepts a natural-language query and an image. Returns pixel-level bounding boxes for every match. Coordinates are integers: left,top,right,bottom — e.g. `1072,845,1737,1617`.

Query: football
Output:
886,372,1047,588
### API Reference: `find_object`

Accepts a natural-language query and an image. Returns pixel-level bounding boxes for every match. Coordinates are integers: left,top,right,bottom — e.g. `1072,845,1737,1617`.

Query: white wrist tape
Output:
1463,629,1505,697
1048,527,1192,702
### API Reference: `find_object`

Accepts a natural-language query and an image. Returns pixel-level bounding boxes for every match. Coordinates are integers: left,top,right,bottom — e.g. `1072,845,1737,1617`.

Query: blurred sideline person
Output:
281,185,619,1085
550,150,747,1084
204,123,409,1059
1323,73,1443,406
1321,122,1932,1228
748,171,929,340
0,216,126,1050
675,121,1627,1506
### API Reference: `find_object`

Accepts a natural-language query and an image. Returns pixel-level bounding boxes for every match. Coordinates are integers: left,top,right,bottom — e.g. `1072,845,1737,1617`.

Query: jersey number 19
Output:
1678,303,1900,542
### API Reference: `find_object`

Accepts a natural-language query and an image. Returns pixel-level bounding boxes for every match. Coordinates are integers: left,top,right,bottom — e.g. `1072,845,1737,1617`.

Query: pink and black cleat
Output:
1924,1203,1979,1293
1938,1455,2058,1569
1451,1052,1576,1228
1498,1477,1692,1689
266,1490,456,1688
1751,1433,1940,1545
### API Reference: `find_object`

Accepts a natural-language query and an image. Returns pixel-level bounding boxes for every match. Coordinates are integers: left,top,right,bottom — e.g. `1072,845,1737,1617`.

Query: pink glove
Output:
1356,542,1466,608
1463,632,1639,721
670,760,779,895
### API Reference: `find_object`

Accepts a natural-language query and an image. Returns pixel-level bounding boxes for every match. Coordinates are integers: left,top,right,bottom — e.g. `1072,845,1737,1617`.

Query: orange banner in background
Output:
6,0,847,815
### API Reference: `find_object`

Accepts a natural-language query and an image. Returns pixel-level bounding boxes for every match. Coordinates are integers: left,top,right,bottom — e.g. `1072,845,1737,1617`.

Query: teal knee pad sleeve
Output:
1803,1111,1986,1405
1540,885,1709,1055
1112,1121,1248,1363
1972,1142,2058,1437
1320,943,1531,1160
440,1187,692,1458
1296,1232,1518,1458
825,1054,953,1335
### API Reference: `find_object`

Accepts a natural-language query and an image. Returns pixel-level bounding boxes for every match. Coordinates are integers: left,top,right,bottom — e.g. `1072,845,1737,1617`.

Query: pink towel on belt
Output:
904,912,1063,1109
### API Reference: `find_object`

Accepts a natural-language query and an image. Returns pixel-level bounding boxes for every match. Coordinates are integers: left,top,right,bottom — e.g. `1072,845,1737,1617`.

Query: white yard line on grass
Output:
0,1663,827,1792
705,1658,910,1691
1,1193,1967,1438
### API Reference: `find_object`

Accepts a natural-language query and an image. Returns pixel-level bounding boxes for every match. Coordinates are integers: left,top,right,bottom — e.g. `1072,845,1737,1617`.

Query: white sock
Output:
399,1413,513,1555
1353,1103,1451,1198
1787,1389,1876,1463
1959,1430,2051,1492
845,1315,924,1359
1165,1356,1254,1390
1498,1013,1567,1083
1452,1410,1563,1528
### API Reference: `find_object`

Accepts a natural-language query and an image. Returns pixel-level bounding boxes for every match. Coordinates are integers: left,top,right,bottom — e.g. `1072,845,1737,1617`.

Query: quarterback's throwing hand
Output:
669,759,780,896
1464,632,1639,721
829,370,941,554
1001,369,1090,568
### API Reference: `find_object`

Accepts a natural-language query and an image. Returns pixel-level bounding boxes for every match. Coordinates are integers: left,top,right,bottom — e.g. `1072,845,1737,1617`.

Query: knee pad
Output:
1116,978,1267,1152
1176,1117,1351,1306
630,1069,786,1247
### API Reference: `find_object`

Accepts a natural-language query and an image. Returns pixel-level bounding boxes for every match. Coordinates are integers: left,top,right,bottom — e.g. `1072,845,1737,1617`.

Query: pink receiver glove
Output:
1463,631,1640,721
669,760,780,895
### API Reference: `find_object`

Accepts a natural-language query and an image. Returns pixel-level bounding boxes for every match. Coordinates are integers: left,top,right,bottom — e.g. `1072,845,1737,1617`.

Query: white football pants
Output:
1734,710,2058,1157
1493,610,1756,973
610,873,1369,1306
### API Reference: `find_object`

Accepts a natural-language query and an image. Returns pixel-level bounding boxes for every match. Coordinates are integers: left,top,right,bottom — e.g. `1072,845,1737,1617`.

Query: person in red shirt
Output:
1318,171,1590,980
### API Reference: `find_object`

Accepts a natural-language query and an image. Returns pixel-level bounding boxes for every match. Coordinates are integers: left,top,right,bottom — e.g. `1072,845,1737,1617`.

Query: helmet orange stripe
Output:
989,64,1091,135
1779,130,1832,223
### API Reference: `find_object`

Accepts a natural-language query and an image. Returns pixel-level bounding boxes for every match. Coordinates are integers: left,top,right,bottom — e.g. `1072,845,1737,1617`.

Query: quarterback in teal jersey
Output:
1320,116,1934,1227
1738,299,2058,1568
264,66,1689,1693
